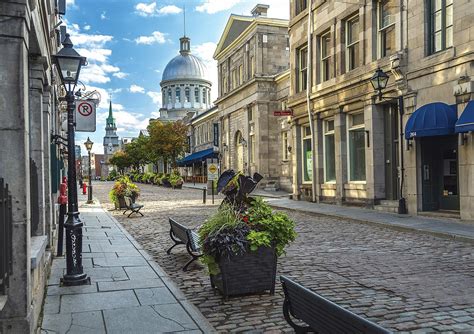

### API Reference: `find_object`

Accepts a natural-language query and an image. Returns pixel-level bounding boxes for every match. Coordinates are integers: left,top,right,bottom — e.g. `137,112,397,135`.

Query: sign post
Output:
75,99,98,132
207,158,219,204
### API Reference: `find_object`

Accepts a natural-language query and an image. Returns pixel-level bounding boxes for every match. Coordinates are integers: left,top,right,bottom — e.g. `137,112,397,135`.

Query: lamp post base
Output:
398,197,408,214
61,274,90,286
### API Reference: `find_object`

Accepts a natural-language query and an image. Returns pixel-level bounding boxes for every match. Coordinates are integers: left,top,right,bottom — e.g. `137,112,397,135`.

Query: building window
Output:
249,135,255,163
302,126,312,183
239,64,243,84
324,120,336,182
232,69,237,89
428,0,453,54
202,89,207,104
378,0,396,58
297,45,308,92
248,106,253,122
320,31,331,82
348,113,366,181
167,89,172,103
346,15,360,71
250,56,255,77
282,131,289,161
185,87,190,102
223,77,228,94
295,0,307,16
195,87,199,102
175,87,181,103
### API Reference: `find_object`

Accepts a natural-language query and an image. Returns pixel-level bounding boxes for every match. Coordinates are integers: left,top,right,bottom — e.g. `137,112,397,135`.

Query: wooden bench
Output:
166,218,202,271
122,197,144,217
280,276,391,334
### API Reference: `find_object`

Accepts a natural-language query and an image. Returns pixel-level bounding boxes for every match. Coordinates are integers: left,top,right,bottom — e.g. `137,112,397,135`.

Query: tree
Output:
109,151,131,174
147,120,188,171
124,135,149,170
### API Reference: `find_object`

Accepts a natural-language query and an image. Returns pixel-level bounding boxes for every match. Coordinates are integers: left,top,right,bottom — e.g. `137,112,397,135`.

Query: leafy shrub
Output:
109,176,140,205
169,172,183,188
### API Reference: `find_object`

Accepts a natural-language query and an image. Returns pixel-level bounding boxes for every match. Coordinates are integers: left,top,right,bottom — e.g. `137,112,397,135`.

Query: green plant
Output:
108,176,140,204
169,172,183,187
198,198,296,275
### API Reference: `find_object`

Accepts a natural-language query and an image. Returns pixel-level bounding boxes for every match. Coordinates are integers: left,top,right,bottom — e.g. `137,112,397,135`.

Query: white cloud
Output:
135,2,182,17
113,72,129,79
134,31,167,45
100,11,107,20
76,48,111,63
135,2,156,16
157,5,182,15
130,85,145,93
80,63,119,84
66,0,75,8
196,0,241,14
147,91,162,105
193,42,218,102
84,25,91,31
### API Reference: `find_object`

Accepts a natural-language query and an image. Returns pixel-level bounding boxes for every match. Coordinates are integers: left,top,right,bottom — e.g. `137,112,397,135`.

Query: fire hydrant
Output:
82,182,87,195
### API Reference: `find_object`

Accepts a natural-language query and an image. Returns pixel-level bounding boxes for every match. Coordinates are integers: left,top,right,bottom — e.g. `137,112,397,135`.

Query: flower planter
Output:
162,179,172,188
210,246,277,299
115,196,128,209
172,183,183,189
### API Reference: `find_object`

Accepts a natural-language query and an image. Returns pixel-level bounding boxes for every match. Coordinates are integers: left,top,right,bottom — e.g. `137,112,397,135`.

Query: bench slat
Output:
281,276,390,334
169,218,190,244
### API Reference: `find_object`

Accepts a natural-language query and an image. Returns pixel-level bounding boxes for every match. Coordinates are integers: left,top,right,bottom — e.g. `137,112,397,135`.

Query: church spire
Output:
179,5,190,55
106,99,115,128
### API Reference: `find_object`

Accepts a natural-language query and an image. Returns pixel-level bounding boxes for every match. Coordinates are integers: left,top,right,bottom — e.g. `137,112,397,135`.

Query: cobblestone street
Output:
93,182,474,333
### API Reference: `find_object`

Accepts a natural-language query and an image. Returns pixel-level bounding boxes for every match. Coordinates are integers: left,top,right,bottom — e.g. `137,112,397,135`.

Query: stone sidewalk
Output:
265,198,474,242
40,200,215,334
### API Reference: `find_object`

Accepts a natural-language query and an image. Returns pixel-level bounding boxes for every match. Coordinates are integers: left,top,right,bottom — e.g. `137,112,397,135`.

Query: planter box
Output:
172,183,183,189
210,246,277,299
115,196,127,209
162,179,172,188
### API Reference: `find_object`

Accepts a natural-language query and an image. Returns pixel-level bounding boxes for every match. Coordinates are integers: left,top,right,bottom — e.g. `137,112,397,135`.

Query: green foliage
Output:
106,170,118,181
109,151,131,172
246,230,271,251
169,171,183,187
147,121,188,168
108,176,140,205
246,197,297,256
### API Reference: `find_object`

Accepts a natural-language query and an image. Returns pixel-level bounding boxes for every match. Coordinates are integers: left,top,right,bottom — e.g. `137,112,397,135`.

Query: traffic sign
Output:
75,99,97,132
207,159,219,181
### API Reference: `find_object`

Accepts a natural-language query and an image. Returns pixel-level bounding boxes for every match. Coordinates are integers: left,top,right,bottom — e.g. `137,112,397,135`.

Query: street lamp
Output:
52,33,89,286
370,68,408,215
84,137,94,204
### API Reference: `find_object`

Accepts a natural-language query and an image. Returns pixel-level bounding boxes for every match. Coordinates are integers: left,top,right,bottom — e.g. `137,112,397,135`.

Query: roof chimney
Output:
251,4,269,17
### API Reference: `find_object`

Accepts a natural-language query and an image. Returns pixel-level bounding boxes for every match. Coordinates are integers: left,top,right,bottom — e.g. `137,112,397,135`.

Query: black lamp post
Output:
84,137,94,204
370,68,408,215
53,33,90,286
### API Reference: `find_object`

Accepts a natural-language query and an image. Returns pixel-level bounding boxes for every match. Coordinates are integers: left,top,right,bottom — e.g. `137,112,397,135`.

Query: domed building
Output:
159,35,212,121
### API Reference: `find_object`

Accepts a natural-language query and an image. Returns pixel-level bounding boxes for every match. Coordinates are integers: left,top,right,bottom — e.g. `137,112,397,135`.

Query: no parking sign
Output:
75,99,97,132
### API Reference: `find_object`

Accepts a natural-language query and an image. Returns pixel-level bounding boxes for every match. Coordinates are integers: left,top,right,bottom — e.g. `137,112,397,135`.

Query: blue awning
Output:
455,101,474,133
405,102,457,139
177,148,217,167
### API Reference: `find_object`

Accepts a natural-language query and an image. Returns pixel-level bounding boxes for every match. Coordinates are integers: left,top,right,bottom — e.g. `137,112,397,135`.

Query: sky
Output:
68,0,290,156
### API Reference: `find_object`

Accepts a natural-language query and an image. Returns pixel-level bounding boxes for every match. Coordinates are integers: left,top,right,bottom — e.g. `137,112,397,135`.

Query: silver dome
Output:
161,53,208,83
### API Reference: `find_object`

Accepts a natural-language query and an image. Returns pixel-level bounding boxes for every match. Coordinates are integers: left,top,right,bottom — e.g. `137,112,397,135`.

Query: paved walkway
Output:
265,198,474,242
40,199,214,334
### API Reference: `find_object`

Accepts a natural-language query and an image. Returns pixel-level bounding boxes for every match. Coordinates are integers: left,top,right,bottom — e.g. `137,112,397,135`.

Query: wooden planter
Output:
210,246,277,299
115,196,128,209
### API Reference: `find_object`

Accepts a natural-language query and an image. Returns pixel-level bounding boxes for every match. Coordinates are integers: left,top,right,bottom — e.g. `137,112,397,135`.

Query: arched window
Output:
195,87,199,102
185,87,190,102
167,89,172,103
202,89,207,104
175,87,181,103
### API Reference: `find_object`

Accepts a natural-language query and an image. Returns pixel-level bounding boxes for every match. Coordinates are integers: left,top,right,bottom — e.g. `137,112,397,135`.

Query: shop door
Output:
384,105,399,200
421,136,459,211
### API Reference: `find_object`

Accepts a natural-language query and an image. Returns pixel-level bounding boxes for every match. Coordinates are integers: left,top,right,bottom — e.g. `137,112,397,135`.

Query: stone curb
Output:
267,202,474,244
94,200,217,334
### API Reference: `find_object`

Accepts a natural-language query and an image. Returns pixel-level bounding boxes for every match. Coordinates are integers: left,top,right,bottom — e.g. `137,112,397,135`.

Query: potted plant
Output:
169,171,184,189
198,170,296,299
109,176,140,209
162,174,172,187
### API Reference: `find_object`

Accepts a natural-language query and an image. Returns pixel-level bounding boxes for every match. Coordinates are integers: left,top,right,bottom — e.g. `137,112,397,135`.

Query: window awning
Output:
404,102,457,139
455,101,474,133
177,148,218,167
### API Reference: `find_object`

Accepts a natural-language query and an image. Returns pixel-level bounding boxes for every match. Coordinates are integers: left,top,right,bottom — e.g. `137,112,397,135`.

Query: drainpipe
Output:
306,1,316,202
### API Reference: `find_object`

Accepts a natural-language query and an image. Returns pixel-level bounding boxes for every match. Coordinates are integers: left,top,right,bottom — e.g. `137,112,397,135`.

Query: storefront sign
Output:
273,110,293,116
213,123,219,147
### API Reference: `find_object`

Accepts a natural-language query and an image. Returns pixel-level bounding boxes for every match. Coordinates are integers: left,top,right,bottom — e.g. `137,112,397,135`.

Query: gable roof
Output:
214,14,289,60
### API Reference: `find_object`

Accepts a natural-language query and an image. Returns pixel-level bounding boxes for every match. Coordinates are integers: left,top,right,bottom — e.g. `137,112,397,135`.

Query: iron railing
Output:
0,178,13,294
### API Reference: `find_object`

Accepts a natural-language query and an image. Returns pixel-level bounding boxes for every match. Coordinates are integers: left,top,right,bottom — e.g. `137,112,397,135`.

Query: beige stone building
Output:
288,0,474,219
215,4,293,191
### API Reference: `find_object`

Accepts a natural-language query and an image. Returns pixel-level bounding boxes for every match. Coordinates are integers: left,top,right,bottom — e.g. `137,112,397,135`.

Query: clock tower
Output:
102,100,120,178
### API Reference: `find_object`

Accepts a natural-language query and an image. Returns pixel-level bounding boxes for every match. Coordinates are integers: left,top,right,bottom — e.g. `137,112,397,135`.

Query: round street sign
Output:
78,101,93,117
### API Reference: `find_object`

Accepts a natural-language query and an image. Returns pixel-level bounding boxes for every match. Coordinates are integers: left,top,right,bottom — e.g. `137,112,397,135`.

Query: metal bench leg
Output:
283,299,314,333
167,230,184,254
136,208,144,216
182,256,197,271
123,209,128,215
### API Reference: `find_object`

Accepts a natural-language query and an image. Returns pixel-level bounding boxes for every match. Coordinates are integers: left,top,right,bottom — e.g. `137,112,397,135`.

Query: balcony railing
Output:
0,178,13,295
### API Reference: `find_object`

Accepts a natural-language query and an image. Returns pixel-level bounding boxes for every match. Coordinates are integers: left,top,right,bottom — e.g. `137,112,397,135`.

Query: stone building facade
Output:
0,0,64,331
288,0,474,219
215,4,293,191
